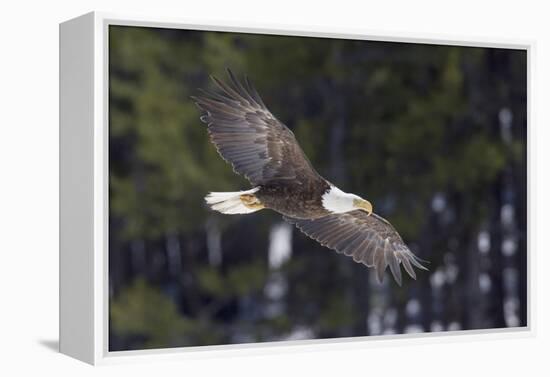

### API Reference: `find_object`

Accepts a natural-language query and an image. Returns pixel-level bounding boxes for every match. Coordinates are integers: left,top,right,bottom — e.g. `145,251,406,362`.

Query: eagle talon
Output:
240,194,264,210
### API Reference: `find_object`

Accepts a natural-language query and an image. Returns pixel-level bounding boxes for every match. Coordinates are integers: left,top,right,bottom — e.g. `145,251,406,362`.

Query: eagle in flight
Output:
192,70,427,285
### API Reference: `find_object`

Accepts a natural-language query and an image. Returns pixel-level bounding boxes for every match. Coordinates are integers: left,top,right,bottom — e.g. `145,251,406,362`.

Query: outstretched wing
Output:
192,69,321,186
285,211,427,285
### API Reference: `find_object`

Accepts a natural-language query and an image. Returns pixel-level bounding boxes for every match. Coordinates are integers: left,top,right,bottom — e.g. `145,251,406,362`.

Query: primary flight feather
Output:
192,69,427,286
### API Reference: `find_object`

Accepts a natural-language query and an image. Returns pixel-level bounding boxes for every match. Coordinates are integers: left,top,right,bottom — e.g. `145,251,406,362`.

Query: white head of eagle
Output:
321,185,373,215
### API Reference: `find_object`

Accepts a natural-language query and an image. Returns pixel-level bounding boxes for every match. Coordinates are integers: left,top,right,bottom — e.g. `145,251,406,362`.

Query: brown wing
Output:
285,211,427,285
192,69,322,186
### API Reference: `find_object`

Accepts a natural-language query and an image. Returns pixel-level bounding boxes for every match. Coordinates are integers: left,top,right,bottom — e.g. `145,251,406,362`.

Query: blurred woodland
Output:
108,25,527,351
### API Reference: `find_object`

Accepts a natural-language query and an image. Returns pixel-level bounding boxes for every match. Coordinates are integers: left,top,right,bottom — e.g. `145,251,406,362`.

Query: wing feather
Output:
193,69,322,186
285,211,427,285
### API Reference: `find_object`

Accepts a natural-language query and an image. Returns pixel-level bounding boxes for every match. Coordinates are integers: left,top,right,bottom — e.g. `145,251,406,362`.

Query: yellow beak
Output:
354,199,373,216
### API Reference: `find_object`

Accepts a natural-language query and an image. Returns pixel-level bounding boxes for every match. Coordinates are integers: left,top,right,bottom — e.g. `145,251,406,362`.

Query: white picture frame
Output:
59,11,533,365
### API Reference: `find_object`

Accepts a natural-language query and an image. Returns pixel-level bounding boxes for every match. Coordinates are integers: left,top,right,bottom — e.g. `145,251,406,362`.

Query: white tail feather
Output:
205,187,261,215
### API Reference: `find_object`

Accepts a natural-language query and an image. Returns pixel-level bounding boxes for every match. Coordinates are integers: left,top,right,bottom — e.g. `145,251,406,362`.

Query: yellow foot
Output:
240,194,265,210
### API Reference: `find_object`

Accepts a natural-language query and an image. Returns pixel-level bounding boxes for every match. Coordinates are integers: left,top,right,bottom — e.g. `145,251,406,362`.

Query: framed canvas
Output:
59,11,532,365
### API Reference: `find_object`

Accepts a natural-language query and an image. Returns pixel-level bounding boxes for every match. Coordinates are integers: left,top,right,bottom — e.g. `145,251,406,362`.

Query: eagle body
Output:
256,179,331,219
193,70,427,285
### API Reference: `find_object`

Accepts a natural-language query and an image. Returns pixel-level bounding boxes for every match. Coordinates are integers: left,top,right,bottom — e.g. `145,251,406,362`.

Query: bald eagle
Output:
192,70,427,285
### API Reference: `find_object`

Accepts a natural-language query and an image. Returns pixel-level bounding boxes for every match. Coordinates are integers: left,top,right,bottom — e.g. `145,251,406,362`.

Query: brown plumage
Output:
192,69,427,285
284,212,427,285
